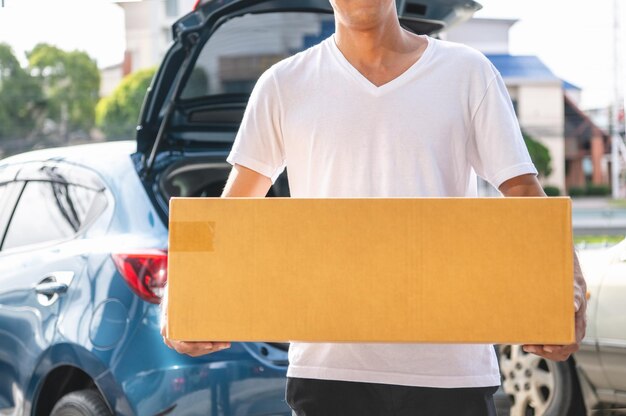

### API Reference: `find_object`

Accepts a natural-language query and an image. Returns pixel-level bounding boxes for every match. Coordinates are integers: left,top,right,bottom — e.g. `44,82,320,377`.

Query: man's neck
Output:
332,21,428,87
334,20,408,68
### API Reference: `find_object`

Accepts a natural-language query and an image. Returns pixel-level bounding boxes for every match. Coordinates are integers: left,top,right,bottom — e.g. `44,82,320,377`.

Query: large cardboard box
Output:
167,197,574,344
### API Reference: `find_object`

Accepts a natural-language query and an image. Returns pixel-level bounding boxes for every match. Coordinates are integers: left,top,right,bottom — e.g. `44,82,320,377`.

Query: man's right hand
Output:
160,288,231,357
160,324,231,357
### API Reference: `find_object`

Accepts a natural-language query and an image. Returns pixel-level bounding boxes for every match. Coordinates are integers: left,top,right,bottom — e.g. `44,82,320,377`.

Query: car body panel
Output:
574,244,626,410
594,244,626,393
0,186,95,414
114,306,288,415
574,248,613,394
25,343,132,415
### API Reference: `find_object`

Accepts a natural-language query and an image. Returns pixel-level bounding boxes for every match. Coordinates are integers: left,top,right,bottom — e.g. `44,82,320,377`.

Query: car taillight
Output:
112,250,167,304
193,0,201,10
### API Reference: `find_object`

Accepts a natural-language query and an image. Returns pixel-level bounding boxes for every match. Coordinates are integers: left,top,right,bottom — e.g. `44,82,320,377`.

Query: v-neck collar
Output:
326,34,436,96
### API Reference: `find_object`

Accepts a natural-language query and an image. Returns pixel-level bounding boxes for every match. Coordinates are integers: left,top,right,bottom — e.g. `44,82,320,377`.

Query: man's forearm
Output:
222,164,272,197
499,174,546,197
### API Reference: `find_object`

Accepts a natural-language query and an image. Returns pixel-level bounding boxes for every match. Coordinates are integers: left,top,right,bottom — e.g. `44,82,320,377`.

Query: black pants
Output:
286,377,499,416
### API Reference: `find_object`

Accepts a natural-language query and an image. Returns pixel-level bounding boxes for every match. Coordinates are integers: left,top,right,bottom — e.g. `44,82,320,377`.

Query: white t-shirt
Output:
226,34,537,388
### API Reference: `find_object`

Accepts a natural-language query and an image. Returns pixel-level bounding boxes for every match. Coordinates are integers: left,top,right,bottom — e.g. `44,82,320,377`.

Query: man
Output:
162,0,587,414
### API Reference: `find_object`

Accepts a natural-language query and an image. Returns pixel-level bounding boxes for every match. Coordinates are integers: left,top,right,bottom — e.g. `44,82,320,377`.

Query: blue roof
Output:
562,80,582,91
485,54,559,82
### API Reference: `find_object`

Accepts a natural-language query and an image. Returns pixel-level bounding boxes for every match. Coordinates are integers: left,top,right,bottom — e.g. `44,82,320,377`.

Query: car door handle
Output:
34,271,75,306
35,281,68,296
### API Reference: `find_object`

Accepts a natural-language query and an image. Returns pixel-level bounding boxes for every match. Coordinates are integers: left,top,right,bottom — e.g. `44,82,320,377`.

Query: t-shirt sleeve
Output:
226,69,286,184
467,68,538,190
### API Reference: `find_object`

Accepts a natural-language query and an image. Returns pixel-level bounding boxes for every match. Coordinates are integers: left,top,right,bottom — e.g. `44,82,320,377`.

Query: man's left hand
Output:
521,305,586,361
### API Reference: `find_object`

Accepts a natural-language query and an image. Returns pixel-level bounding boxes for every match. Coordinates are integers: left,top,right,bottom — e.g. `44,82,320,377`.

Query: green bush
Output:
523,132,552,178
567,185,612,197
543,186,561,196
96,67,156,139
586,184,611,196
568,187,586,197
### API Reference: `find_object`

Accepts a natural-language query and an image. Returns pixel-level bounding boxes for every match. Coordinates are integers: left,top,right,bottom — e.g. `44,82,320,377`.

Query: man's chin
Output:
331,0,396,30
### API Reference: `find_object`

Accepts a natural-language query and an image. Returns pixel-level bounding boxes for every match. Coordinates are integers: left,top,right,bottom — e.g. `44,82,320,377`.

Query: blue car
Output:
0,0,481,414
0,140,293,415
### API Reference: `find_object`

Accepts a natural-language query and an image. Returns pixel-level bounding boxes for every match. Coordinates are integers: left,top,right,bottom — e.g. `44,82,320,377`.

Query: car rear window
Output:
180,11,334,100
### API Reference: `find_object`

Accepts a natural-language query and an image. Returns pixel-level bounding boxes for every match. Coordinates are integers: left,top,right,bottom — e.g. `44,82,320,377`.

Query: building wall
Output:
121,1,164,71
100,64,124,97
515,83,566,191
565,89,582,106
117,0,196,73
443,18,516,54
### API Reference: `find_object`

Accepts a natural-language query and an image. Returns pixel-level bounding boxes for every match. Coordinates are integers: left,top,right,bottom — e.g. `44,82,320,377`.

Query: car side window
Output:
68,184,104,227
0,185,8,213
0,182,20,243
2,181,102,250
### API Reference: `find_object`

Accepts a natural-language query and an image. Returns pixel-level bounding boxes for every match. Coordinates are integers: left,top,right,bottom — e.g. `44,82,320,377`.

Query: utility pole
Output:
611,0,624,199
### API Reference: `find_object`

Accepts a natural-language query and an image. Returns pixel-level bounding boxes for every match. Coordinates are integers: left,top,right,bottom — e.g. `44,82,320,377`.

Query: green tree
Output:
0,43,44,139
96,67,156,139
27,44,100,137
523,131,552,178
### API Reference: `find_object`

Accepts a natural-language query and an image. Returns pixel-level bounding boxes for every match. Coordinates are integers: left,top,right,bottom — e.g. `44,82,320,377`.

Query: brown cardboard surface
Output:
167,197,574,344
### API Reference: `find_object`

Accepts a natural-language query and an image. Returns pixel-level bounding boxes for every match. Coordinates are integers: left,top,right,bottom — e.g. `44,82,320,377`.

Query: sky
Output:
474,0,624,111
0,0,125,68
0,0,623,110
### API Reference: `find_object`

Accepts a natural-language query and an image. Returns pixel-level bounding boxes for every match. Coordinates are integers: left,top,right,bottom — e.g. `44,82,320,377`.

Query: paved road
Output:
572,197,626,236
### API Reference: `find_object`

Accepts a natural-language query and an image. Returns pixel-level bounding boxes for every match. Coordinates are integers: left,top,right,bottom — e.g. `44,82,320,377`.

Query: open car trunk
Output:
158,155,288,199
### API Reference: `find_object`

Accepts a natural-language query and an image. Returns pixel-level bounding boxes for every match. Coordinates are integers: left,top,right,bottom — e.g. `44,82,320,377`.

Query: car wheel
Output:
50,389,112,416
499,344,574,416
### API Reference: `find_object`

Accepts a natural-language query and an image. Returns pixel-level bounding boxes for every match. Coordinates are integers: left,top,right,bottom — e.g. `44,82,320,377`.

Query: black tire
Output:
498,344,580,416
50,389,112,416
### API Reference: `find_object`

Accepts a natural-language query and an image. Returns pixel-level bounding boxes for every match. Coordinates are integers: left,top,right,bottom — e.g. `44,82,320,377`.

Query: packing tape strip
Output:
169,221,215,252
